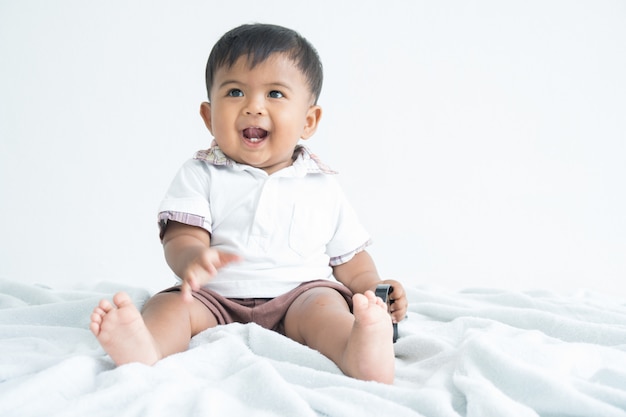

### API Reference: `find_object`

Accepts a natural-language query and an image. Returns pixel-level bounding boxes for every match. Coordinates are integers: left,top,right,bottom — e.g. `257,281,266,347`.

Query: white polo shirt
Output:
158,145,371,298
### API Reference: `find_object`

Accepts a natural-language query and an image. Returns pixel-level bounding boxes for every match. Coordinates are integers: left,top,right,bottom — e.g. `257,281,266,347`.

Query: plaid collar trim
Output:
194,144,337,175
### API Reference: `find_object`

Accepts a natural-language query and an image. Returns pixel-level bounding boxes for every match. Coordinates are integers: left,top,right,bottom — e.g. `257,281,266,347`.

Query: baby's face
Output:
201,53,321,175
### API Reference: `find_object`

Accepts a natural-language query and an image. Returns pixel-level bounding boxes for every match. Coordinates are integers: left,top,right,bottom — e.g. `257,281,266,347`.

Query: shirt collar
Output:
194,144,337,176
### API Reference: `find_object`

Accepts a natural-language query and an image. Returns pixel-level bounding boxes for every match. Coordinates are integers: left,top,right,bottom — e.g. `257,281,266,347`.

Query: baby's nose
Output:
244,97,266,115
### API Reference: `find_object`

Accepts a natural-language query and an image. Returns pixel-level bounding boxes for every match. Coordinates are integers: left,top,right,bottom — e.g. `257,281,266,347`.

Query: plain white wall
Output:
1,0,625,296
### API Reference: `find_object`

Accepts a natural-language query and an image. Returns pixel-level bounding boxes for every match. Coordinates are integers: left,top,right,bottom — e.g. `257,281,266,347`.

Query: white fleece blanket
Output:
1,279,625,417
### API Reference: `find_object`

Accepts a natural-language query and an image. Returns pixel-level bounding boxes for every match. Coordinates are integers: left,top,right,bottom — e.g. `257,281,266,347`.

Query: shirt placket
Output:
249,178,277,252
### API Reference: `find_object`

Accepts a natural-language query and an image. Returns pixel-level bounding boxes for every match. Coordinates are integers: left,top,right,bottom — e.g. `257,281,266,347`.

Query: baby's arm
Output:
161,221,240,301
333,250,408,323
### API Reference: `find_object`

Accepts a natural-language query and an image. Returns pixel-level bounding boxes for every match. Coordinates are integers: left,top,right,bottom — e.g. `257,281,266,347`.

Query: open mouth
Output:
243,127,268,143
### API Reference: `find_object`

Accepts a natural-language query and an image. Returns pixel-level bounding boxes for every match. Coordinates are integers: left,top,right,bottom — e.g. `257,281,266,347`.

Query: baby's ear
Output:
199,102,213,134
301,105,322,140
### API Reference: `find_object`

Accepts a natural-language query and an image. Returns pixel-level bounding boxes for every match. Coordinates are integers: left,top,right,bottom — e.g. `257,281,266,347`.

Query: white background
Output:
1,1,625,297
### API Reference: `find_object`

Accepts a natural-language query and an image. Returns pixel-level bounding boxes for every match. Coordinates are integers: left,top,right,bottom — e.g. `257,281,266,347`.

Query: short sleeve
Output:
324,181,371,264
157,159,213,239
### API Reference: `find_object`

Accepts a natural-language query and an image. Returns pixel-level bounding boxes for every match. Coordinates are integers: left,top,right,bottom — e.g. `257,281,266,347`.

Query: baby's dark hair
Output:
205,23,323,103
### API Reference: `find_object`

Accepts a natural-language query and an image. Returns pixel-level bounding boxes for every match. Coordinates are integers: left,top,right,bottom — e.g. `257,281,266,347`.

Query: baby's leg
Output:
90,291,217,366
283,288,394,384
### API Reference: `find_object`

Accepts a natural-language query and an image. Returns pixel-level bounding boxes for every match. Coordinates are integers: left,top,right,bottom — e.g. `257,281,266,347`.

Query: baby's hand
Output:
374,279,408,324
180,248,241,302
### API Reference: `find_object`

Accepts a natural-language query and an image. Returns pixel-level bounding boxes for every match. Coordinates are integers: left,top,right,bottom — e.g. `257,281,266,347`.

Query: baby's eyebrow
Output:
218,79,293,87
217,80,242,89
264,82,293,91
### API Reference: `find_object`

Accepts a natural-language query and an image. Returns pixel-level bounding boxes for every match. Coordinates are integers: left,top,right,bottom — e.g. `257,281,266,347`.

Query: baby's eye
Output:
268,90,284,99
227,89,244,97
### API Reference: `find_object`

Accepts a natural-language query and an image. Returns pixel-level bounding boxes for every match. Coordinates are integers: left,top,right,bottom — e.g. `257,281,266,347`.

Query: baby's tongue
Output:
243,127,267,139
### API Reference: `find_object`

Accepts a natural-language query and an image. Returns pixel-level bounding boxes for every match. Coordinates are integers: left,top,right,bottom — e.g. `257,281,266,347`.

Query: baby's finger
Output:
388,284,405,301
391,309,406,323
390,299,408,322
220,252,243,267
180,280,194,303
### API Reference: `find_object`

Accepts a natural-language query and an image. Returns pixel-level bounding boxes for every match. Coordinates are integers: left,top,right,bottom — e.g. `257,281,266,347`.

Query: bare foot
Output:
90,292,161,366
341,291,395,384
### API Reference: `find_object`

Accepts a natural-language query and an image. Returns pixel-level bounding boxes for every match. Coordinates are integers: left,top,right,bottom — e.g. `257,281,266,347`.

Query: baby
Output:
90,23,407,384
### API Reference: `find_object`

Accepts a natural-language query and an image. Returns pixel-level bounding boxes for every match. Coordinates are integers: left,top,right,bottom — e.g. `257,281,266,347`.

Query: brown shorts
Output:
160,280,354,336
